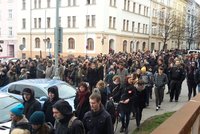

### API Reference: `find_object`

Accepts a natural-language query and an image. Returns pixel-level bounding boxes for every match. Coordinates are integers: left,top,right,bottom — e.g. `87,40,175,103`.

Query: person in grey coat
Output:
153,66,168,111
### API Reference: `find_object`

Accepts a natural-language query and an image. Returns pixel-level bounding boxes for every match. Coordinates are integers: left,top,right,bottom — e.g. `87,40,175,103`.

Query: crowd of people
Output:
1,49,200,134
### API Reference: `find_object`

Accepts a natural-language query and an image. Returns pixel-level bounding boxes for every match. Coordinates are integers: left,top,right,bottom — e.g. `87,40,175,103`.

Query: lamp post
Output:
53,0,60,80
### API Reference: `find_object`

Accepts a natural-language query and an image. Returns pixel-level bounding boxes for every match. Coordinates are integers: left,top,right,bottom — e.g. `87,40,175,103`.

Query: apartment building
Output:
17,0,150,58
0,0,18,58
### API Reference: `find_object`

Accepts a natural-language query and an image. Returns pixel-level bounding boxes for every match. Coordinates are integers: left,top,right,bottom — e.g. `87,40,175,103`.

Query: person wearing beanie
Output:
53,100,85,134
29,111,53,134
22,88,41,120
10,104,29,133
43,86,60,126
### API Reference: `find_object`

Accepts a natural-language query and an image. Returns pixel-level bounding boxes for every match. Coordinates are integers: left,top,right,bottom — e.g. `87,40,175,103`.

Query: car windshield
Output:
0,96,20,123
57,84,76,99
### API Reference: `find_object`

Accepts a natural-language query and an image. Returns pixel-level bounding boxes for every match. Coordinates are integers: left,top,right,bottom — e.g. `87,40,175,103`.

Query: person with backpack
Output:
53,100,85,134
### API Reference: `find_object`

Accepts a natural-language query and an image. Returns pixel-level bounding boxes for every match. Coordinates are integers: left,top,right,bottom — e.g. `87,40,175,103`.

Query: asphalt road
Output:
115,80,190,134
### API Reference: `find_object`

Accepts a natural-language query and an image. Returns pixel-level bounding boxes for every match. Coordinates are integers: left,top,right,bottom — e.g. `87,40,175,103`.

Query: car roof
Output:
6,79,67,89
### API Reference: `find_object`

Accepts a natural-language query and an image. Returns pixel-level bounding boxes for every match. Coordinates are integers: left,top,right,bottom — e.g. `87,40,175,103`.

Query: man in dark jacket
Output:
43,86,60,126
169,59,185,102
53,100,85,134
83,91,114,134
22,88,41,120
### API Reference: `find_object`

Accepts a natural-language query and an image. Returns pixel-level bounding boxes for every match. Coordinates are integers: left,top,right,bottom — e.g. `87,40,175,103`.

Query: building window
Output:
123,40,127,52
113,17,116,29
132,21,135,32
138,23,140,33
68,16,71,28
72,16,76,27
109,16,112,28
22,0,26,10
133,2,136,13
127,0,130,11
126,20,129,31
8,27,12,36
22,18,26,29
38,0,41,8
86,15,90,27
123,19,126,31
35,38,40,48
144,6,146,16
8,9,12,19
22,37,26,48
139,4,141,14
68,0,71,6
124,0,127,10
34,0,37,8
47,0,51,8
68,38,75,49
47,17,50,28
59,0,61,7
87,38,94,50
86,0,96,5
143,24,145,33
34,18,37,28
38,18,41,28
91,15,95,27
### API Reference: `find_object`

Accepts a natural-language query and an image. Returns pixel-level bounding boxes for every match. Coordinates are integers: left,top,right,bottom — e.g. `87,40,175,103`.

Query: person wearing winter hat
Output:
22,88,41,120
53,100,85,134
29,111,53,134
43,86,60,126
10,104,29,133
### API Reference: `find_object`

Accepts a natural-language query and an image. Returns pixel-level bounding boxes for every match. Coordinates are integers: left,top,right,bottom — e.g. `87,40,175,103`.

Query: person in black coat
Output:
74,82,91,121
22,88,41,120
43,86,60,126
133,80,146,129
83,91,114,134
119,76,135,133
53,100,85,134
28,61,36,79
108,75,122,103
86,63,99,91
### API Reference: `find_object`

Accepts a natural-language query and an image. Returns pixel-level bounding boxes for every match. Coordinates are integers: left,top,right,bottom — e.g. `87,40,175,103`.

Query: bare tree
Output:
173,16,186,49
160,13,176,50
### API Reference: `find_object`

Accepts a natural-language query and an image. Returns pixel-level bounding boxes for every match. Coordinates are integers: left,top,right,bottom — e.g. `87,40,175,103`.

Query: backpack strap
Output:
68,116,77,128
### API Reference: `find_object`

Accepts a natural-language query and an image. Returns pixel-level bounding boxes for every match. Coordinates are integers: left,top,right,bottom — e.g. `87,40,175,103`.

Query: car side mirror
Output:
39,96,47,101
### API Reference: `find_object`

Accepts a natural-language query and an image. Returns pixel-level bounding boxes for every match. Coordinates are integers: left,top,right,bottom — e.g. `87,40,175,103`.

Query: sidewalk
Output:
115,80,189,134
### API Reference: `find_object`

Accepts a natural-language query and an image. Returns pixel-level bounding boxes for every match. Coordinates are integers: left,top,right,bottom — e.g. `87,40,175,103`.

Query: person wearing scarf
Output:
74,82,91,121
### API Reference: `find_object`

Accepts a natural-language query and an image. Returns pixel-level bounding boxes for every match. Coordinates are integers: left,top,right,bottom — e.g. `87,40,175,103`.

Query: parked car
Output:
187,50,200,54
0,92,21,134
0,79,76,110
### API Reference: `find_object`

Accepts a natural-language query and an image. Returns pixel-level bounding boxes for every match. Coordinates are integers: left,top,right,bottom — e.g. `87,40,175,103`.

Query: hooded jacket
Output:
53,100,85,134
22,88,41,120
43,86,60,126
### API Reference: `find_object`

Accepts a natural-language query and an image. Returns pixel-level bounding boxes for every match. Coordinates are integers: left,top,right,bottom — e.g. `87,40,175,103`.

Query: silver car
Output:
0,79,76,110
0,92,21,134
